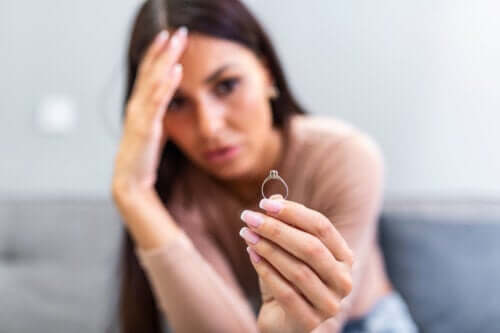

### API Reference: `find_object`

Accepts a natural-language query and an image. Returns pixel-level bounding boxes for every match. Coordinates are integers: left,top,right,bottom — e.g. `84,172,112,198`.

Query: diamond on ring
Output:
261,169,288,199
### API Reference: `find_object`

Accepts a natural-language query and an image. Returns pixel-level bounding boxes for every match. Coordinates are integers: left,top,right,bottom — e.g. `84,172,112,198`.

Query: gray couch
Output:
1,197,499,333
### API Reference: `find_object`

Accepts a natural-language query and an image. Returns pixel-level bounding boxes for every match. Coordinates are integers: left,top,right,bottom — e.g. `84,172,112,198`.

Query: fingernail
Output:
170,35,179,47
240,210,263,228
156,30,168,43
259,198,283,213
246,246,261,263
172,27,188,46
173,63,183,74
239,227,260,244
178,26,188,37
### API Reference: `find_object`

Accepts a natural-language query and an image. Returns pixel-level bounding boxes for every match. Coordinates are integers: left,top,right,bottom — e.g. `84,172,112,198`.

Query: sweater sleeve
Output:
135,223,258,333
309,132,385,333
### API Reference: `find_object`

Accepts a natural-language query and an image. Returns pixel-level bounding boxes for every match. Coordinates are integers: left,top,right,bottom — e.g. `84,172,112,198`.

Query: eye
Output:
168,96,186,111
214,77,240,97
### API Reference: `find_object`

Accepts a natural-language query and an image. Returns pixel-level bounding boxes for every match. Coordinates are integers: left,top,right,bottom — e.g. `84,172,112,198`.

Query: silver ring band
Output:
261,170,288,199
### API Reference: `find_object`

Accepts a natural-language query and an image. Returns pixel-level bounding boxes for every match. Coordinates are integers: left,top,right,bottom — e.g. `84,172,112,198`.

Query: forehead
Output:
178,32,263,79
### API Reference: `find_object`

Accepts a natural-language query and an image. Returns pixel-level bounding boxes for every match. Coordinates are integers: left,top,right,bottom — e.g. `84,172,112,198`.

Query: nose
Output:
196,101,225,140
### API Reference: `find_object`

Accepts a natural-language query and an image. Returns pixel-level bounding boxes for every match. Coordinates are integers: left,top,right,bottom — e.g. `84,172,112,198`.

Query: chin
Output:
207,154,252,181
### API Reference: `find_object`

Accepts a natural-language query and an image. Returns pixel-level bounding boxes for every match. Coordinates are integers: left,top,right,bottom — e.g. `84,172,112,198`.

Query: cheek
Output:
163,114,196,151
231,84,271,128
228,88,273,166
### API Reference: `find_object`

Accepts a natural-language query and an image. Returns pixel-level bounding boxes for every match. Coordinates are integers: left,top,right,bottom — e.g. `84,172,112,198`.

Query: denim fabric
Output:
342,291,419,333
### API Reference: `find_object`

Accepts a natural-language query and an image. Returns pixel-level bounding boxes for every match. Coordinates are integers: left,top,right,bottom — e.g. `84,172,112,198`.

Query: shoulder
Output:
289,114,384,174
289,114,385,213
290,114,356,146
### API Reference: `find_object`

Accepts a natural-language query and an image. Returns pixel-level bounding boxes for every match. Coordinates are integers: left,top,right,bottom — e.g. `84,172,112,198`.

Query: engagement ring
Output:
261,170,288,199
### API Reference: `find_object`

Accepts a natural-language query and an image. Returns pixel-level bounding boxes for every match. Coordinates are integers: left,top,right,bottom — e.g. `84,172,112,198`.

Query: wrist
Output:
136,229,193,259
112,184,182,251
112,179,152,207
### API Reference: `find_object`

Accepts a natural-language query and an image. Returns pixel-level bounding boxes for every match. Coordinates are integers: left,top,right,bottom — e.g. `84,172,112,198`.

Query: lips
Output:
203,145,241,162
205,145,234,157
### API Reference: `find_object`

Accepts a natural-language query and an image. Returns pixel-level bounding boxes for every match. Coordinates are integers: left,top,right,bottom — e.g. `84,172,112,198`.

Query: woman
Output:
111,0,419,332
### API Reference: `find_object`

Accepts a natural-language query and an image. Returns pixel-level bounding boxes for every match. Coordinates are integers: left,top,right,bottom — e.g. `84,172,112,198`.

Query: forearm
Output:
112,184,182,250
136,231,259,333
113,188,259,333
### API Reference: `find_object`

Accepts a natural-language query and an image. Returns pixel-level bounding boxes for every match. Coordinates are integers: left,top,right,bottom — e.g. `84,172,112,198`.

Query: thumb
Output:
258,276,274,303
269,194,284,200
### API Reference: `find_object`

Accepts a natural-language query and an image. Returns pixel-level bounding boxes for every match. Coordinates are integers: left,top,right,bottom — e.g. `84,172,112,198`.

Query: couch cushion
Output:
0,198,122,333
379,200,500,333
2,198,499,333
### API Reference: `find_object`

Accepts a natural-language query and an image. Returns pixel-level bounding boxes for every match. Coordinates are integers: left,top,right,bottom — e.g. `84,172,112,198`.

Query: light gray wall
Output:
1,0,139,198
2,0,499,199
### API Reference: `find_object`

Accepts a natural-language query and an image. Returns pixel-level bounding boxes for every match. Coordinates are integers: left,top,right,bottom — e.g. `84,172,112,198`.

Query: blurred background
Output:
1,0,499,199
1,1,499,332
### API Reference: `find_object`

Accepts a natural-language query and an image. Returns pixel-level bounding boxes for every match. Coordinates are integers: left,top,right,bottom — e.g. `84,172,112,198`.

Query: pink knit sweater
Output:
136,114,392,333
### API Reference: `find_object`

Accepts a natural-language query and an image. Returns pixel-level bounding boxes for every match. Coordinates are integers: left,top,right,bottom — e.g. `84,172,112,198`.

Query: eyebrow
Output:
173,64,236,97
203,64,235,84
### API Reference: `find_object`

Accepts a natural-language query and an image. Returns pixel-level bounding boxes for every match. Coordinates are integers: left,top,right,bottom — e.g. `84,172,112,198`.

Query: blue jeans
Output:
342,291,419,333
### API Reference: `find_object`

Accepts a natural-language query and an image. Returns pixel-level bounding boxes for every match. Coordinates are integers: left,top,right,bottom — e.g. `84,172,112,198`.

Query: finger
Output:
259,197,354,266
240,210,352,297
124,63,182,142
147,26,188,96
135,30,170,91
240,227,342,319
149,63,183,123
246,246,322,332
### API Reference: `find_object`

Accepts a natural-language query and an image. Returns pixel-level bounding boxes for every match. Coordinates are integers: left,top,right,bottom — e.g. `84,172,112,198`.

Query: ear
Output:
258,56,275,87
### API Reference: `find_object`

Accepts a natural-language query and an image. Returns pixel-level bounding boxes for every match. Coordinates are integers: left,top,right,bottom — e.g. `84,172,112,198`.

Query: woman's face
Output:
163,32,277,180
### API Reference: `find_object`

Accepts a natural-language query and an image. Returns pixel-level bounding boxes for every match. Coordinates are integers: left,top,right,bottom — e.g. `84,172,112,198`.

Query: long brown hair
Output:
117,0,307,332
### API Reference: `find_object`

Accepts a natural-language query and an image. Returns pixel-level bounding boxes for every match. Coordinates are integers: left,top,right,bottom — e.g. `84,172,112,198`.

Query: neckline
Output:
186,114,297,209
